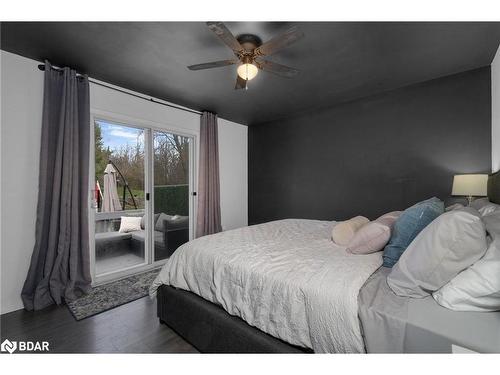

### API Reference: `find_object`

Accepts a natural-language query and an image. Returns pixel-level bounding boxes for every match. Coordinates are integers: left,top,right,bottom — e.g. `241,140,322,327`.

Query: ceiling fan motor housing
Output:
236,34,263,52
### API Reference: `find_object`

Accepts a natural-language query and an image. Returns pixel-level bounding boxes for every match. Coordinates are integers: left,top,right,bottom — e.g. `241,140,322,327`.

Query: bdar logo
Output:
1,339,17,354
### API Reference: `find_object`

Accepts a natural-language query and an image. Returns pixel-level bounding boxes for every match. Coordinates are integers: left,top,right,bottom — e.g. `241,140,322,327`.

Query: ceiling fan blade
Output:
254,26,304,56
235,75,247,90
256,59,300,78
187,59,238,71
206,22,243,54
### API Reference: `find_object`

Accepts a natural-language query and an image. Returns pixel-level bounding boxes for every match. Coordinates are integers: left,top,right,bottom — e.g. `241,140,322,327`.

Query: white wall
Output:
1,51,44,315
0,51,247,314
492,45,500,173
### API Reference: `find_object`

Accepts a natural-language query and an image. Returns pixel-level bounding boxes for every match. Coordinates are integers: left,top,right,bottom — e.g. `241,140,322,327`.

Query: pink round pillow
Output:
346,211,402,254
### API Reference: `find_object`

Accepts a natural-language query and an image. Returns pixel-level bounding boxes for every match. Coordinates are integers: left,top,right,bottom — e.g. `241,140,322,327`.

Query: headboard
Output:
488,170,500,204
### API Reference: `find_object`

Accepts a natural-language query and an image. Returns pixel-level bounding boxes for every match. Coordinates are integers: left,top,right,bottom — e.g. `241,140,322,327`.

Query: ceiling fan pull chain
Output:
245,64,249,90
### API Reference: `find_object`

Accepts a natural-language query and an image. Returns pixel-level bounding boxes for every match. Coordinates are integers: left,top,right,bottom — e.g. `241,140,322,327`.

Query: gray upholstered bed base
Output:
157,285,311,353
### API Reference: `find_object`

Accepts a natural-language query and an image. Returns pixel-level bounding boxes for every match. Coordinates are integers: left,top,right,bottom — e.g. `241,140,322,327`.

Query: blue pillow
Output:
382,197,444,268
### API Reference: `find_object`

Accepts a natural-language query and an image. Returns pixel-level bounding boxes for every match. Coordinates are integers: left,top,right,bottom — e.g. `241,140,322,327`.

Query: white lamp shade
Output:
237,63,258,81
451,174,488,197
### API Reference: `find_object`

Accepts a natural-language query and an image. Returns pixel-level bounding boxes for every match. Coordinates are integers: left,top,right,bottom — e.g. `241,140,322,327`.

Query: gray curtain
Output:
196,111,222,237
22,61,91,311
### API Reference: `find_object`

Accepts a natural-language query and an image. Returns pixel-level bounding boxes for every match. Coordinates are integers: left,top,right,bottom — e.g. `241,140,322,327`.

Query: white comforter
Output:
150,219,382,353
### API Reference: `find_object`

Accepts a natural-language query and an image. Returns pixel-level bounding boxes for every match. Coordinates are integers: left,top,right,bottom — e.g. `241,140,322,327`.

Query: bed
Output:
150,171,500,353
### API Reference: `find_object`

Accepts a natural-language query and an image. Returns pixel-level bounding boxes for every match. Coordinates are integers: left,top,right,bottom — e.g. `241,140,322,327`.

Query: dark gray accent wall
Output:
249,67,492,225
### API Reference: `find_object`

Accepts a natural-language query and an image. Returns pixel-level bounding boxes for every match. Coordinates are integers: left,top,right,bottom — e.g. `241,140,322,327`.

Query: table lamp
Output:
451,174,488,205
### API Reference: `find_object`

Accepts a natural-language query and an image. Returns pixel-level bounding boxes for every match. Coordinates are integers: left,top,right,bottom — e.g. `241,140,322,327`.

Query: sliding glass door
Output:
93,120,148,276
152,130,191,262
91,115,194,282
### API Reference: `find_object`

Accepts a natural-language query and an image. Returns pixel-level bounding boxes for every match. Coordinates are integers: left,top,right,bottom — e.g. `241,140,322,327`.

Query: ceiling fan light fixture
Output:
237,63,258,81
190,23,303,89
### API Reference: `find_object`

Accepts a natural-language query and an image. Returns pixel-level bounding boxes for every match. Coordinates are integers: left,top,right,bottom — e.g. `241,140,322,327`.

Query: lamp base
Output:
467,195,473,206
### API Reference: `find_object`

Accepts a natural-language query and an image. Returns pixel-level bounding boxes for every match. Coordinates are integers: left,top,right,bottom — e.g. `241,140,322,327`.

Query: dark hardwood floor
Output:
0,297,198,353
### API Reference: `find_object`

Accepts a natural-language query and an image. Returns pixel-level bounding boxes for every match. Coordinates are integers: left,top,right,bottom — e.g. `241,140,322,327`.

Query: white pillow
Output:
155,213,173,232
483,211,500,239
478,202,500,216
331,216,369,246
470,197,489,209
470,198,500,216
118,216,142,233
387,207,488,298
433,238,500,312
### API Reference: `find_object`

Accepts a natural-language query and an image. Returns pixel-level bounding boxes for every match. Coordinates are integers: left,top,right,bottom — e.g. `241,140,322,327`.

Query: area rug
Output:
67,268,161,321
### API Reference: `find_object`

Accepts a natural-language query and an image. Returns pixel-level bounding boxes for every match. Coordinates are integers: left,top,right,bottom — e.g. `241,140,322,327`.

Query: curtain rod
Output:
37,64,203,116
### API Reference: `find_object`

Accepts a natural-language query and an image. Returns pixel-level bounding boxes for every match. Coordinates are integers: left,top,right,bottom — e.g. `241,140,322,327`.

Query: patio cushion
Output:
166,215,189,231
155,213,174,232
141,213,160,229
130,230,165,247
95,231,132,244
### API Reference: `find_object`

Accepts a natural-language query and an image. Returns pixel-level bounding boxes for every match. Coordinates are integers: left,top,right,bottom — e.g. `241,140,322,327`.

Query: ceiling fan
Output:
188,22,304,90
